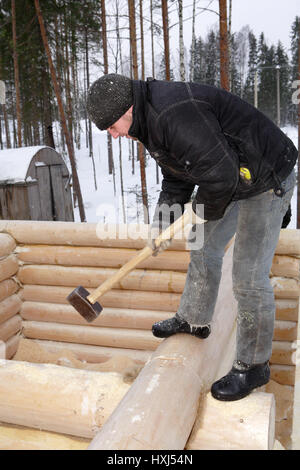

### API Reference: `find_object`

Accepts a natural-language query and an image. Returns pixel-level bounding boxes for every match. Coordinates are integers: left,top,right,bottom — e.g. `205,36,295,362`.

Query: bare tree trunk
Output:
85,29,97,191
161,0,170,81
118,137,126,223
228,0,232,91
150,0,155,78
2,105,11,148
149,0,159,184
64,8,73,141
128,0,149,223
139,0,145,80
178,0,185,81
11,0,22,146
101,0,114,175
219,0,230,91
35,0,86,222
116,0,124,74
190,0,196,81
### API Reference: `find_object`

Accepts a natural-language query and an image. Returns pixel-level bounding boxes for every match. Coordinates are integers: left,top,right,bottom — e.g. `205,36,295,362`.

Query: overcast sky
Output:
179,0,299,54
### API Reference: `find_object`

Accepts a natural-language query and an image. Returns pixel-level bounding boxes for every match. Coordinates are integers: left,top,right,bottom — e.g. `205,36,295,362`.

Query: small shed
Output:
0,146,74,221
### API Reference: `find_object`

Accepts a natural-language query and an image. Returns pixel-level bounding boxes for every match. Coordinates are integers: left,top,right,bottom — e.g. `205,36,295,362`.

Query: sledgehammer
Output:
67,208,196,323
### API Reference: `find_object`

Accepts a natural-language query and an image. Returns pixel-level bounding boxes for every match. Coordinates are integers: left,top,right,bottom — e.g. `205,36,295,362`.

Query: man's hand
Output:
148,226,172,257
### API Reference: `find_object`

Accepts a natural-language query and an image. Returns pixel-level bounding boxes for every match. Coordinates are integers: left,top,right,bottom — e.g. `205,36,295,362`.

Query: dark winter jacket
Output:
128,78,298,221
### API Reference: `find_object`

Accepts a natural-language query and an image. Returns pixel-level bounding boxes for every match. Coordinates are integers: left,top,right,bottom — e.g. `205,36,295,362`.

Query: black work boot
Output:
211,360,270,401
152,315,211,339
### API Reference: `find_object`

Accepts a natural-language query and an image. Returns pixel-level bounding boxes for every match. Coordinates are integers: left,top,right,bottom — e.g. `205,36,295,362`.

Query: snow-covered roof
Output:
0,146,53,183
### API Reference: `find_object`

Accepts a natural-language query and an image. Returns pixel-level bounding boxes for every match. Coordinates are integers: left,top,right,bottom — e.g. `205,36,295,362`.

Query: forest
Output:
0,0,299,222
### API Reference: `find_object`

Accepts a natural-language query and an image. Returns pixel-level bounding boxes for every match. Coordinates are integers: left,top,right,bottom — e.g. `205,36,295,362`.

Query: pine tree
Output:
258,33,277,121
229,34,242,96
243,31,258,105
275,41,290,126
205,30,219,86
192,37,206,83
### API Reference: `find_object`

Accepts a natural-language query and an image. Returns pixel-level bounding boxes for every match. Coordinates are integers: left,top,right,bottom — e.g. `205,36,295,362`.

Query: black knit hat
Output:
86,74,133,130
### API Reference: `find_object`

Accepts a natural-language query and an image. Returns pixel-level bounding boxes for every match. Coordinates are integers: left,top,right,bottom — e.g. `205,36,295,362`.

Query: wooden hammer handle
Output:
87,210,191,304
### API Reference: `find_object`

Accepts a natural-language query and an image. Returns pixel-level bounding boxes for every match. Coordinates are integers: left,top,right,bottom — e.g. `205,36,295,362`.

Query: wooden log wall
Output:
0,221,297,375
0,233,21,358
0,221,299,448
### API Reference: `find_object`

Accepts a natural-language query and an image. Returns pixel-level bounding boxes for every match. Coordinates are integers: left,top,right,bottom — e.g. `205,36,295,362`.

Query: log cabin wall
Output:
0,233,22,358
0,221,299,447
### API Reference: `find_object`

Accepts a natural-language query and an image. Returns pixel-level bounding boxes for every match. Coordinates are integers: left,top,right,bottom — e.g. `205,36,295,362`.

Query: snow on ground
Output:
60,121,162,225
69,122,298,229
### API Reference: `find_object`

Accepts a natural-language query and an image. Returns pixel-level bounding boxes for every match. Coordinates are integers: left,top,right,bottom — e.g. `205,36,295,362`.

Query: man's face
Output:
107,106,135,139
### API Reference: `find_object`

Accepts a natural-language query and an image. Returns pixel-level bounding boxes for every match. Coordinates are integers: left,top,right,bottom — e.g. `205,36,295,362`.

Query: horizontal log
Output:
1,221,297,253
0,279,18,303
31,339,151,365
275,299,299,321
21,301,170,330
271,341,296,366
271,277,300,299
19,285,181,312
5,334,20,359
0,315,22,342
0,221,189,250
0,359,130,438
0,255,19,283
270,364,295,386
18,265,186,293
0,234,16,258
16,245,190,272
15,246,300,279
186,392,275,450
276,229,300,256
0,423,89,450
271,255,300,280
22,321,162,351
0,295,22,325
273,320,297,342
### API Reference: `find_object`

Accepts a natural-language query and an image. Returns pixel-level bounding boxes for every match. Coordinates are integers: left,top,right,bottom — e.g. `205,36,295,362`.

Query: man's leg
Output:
152,200,239,337
211,169,296,401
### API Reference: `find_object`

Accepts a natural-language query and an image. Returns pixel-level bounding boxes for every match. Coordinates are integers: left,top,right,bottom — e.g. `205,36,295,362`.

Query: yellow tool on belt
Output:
240,167,252,184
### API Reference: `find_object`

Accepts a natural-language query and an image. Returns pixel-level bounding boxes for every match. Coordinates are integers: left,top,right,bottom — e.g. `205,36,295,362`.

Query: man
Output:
87,73,297,401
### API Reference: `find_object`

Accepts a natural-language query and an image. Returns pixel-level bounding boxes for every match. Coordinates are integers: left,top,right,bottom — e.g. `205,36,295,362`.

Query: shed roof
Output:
0,146,68,183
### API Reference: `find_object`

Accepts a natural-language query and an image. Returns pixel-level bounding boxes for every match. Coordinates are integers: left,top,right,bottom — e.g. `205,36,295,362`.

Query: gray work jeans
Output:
177,170,296,365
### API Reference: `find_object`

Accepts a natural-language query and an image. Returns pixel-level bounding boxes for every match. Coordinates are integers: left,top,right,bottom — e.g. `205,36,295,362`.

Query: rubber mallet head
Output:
67,286,103,323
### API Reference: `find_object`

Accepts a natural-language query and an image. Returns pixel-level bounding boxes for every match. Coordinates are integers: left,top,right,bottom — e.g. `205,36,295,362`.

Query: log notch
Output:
0,233,21,358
